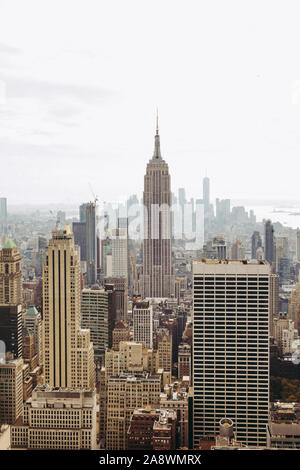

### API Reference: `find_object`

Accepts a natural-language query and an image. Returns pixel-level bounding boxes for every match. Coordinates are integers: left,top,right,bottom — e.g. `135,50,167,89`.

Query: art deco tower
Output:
42,224,95,389
0,241,23,358
142,117,175,298
0,241,22,305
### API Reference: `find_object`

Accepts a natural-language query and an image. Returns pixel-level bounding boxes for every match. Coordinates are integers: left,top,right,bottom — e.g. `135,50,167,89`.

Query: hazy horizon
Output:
1,0,300,205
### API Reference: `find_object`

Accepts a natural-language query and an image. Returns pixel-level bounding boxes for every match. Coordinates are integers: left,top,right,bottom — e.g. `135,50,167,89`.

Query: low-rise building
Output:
267,402,300,449
127,407,177,450
11,385,97,450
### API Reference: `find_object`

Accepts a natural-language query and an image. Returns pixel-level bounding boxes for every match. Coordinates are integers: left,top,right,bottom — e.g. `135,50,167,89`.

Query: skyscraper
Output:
275,236,290,285
79,203,87,223
0,198,7,234
141,117,175,298
0,356,23,425
203,177,210,216
193,259,270,447
251,231,262,259
0,241,23,358
0,241,22,305
264,219,275,267
178,188,186,241
81,285,109,360
72,221,87,261
74,202,98,285
112,227,128,278
133,300,153,348
85,202,97,286
42,224,95,389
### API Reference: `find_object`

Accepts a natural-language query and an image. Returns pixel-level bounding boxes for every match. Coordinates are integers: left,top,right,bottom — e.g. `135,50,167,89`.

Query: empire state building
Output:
141,117,175,298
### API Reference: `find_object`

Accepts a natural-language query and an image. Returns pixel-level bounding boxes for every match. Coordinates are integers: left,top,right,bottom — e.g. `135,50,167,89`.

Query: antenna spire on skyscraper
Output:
153,108,162,159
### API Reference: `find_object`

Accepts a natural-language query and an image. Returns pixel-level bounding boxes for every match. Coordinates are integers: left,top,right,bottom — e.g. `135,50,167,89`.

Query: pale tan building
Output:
289,280,300,334
273,316,299,355
112,228,128,278
105,341,158,379
0,240,22,305
112,321,130,350
11,385,97,450
0,241,23,359
156,328,172,374
0,356,23,425
105,341,144,379
106,373,161,450
43,224,94,389
0,425,10,450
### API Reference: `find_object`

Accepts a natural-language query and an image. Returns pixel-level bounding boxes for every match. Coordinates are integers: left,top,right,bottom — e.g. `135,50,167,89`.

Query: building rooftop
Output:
25,306,39,316
2,240,17,249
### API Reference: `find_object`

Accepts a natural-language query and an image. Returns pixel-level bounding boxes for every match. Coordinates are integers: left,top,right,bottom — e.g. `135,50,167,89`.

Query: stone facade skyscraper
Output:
42,224,95,389
141,117,175,298
0,241,23,358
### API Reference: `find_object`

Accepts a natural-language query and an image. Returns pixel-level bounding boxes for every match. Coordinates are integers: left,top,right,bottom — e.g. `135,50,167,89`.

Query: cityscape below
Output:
1,121,300,452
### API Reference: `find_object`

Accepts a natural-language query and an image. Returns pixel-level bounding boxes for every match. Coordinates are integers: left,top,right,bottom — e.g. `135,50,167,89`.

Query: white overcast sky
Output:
1,0,300,206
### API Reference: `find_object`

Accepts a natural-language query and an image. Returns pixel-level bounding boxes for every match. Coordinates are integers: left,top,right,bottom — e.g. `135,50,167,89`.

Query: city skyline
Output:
2,0,300,456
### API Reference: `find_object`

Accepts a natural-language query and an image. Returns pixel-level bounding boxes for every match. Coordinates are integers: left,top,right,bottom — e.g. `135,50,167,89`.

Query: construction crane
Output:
88,182,99,205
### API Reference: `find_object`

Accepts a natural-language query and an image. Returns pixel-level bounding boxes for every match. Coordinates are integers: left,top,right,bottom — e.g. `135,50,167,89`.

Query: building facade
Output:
133,300,153,349
0,356,23,425
106,373,161,450
42,224,95,389
141,119,175,298
11,386,97,450
81,286,109,360
0,241,23,358
193,259,270,448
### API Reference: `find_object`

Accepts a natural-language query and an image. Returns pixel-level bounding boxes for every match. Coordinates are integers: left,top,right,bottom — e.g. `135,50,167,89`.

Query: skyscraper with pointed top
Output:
141,115,175,298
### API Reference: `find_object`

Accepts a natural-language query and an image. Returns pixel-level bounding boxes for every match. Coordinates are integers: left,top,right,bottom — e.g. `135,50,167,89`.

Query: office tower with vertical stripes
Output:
133,300,153,348
81,285,109,360
193,260,270,448
42,224,95,389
